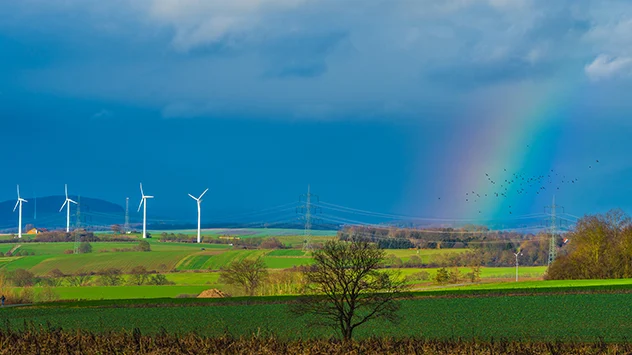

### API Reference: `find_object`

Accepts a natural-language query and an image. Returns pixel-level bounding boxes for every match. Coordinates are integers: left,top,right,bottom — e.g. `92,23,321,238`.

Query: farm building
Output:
27,227,48,235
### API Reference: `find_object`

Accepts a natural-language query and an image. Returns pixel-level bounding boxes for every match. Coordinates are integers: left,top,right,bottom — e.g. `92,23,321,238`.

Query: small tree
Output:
294,240,407,341
78,242,93,254
219,257,268,296
128,266,150,286
435,268,450,284
111,224,123,234
136,240,151,252
97,268,123,286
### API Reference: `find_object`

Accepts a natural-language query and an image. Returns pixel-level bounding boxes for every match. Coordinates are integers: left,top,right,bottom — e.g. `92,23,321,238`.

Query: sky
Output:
1,0,632,225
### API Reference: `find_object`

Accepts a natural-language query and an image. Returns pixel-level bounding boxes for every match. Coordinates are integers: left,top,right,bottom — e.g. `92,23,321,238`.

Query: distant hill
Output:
0,196,124,232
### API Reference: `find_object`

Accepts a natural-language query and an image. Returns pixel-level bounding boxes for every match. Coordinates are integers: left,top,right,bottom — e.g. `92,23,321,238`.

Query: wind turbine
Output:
138,183,154,238
188,188,208,244
13,185,27,239
59,184,77,233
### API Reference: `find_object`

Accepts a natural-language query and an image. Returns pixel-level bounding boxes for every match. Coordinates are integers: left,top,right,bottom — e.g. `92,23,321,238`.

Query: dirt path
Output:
8,244,21,255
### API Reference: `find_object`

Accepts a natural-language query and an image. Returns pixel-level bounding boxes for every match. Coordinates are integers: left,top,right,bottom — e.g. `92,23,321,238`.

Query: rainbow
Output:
438,79,575,223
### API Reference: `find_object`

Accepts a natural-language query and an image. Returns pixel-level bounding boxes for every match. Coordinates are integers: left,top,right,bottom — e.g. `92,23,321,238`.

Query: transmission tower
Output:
74,196,81,254
76,195,81,229
124,197,130,233
545,196,564,266
297,185,321,251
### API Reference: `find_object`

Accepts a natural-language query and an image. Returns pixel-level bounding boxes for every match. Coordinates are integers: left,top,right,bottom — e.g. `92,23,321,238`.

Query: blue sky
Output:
1,0,632,224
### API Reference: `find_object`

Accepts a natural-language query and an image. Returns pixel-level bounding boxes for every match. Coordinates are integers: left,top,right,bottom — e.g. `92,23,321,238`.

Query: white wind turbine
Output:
13,185,27,239
188,188,208,244
59,184,77,233
138,183,154,239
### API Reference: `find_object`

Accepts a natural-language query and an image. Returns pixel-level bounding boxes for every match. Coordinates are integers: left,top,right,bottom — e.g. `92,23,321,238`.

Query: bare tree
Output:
293,240,407,341
219,257,268,296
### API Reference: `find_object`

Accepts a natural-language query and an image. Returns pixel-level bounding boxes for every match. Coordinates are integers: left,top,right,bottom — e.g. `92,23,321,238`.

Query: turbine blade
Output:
199,188,209,199
21,199,28,203
145,196,154,199
69,199,78,204
188,194,197,200
16,185,20,199
65,184,68,198
140,183,144,196
13,200,19,212
59,200,68,212
138,199,144,212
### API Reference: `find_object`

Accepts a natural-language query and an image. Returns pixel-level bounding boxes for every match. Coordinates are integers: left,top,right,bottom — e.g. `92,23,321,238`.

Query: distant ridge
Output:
0,196,124,231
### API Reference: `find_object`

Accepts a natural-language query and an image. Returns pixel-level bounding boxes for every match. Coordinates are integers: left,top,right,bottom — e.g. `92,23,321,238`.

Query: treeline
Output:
340,226,557,267
160,233,306,250
547,209,632,280
338,225,529,249
1,266,174,289
0,230,133,244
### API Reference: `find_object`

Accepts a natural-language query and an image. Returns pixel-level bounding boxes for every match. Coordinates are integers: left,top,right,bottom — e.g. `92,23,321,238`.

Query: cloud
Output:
91,109,113,120
3,0,632,120
585,55,632,80
143,0,305,51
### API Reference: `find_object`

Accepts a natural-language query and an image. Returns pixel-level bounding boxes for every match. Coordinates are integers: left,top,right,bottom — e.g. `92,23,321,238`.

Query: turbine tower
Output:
59,184,77,233
138,183,154,239
13,185,27,239
188,188,209,244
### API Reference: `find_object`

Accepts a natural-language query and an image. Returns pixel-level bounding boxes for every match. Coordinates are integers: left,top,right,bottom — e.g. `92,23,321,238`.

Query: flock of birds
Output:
438,159,601,215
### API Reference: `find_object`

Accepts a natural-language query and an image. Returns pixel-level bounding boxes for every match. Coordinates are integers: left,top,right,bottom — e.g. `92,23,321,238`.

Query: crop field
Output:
2,291,631,341
27,251,192,275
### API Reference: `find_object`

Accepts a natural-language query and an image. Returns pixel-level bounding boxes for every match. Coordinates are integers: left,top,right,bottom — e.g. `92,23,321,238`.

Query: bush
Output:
78,242,93,254
97,268,123,286
405,255,423,267
63,250,74,254
19,287,35,304
136,240,151,252
127,266,150,286
405,271,430,282
38,287,60,303
147,274,173,285
9,269,35,287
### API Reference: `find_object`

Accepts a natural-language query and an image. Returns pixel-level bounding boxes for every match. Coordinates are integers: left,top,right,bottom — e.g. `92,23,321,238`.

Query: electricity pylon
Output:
545,196,564,266
297,185,321,251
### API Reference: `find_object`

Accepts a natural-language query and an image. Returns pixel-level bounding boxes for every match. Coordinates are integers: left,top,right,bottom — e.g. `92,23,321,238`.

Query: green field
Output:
386,248,468,262
3,291,632,341
267,250,306,257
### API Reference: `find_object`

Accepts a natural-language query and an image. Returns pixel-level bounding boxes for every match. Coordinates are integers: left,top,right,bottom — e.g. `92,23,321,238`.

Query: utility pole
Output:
124,197,130,234
514,251,522,282
297,185,321,251
545,196,564,266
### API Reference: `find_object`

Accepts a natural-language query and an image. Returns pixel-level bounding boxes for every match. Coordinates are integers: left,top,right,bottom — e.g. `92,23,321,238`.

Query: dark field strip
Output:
3,291,632,341
1,330,631,355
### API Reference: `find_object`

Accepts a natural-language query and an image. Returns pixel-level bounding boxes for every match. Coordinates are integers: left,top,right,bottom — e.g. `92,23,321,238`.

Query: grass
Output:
3,291,632,341
386,248,469,262
267,250,305,257
200,250,268,270
263,257,313,269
